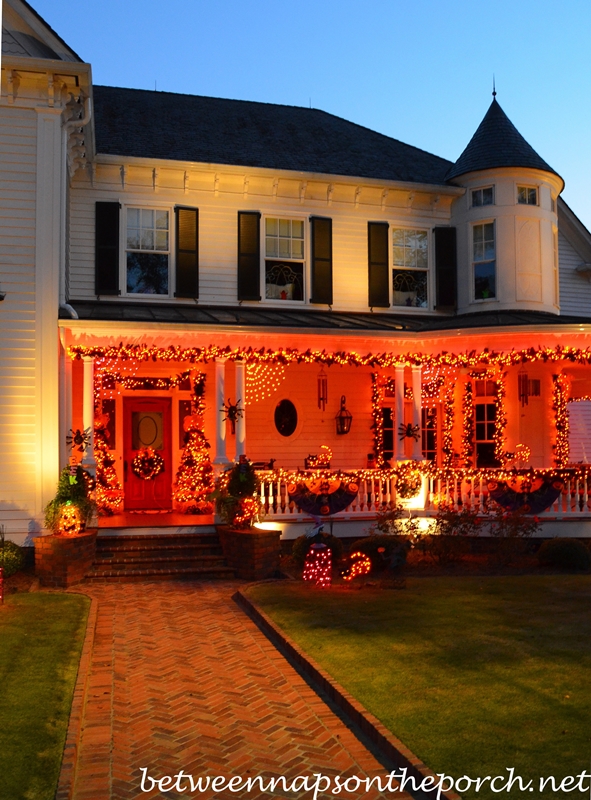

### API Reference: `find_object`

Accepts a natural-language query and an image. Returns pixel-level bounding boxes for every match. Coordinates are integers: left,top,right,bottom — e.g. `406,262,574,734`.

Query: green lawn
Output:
0,593,90,800
247,576,591,799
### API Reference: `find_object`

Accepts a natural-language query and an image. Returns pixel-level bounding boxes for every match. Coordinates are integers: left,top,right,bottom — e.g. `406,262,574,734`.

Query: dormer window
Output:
471,187,494,207
517,186,538,205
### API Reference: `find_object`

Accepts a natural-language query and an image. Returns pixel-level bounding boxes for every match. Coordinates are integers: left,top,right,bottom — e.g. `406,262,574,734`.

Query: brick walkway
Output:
67,581,405,800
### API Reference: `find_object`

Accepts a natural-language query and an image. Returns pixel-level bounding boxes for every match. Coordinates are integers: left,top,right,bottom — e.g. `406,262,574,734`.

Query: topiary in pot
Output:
538,538,591,571
215,457,262,529
44,465,96,535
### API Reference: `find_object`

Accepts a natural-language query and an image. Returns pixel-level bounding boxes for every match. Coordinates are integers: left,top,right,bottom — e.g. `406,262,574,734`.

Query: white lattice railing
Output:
255,470,591,520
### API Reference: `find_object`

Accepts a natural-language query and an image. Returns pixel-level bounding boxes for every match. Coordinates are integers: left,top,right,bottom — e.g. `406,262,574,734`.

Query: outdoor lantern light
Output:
335,395,352,435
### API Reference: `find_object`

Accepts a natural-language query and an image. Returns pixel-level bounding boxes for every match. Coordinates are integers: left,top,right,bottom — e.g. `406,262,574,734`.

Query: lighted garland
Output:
245,362,286,405
552,374,570,467
69,342,591,371
101,370,192,392
442,384,455,468
173,373,215,513
371,374,383,462
94,419,123,514
461,381,474,466
132,448,165,481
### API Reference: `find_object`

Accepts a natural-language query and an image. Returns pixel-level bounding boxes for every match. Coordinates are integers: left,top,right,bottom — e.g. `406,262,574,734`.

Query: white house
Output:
3,0,591,547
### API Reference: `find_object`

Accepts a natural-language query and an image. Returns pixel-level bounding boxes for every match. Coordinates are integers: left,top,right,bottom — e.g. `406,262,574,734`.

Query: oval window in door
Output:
274,399,298,437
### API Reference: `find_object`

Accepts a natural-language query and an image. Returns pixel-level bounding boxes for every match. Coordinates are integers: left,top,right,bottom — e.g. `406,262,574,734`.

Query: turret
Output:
448,97,564,315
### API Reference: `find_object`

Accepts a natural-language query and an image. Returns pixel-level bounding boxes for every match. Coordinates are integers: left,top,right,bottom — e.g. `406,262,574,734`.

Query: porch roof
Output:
61,301,591,333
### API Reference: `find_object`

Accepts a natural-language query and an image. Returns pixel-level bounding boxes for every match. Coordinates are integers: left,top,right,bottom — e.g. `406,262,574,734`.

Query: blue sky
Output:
33,0,591,228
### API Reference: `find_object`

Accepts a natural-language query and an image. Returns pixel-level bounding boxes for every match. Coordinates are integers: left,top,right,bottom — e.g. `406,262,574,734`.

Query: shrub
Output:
370,504,420,539
215,459,262,528
538,538,591,571
0,540,25,578
350,534,409,572
291,532,344,569
485,504,541,565
423,504,482,564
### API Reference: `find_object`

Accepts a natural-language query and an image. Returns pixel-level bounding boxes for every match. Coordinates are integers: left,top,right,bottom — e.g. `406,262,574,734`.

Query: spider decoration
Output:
221,398,244,434
66,427,92,453
398,423,421,442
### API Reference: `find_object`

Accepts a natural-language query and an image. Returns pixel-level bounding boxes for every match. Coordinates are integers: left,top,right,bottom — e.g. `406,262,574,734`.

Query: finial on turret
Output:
492,75,497,98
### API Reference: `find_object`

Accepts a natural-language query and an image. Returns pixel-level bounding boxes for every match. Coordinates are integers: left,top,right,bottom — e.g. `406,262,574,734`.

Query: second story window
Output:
264,217,304,301
392,228,428,308
126,208,169,295
517,186,538,205
473,222,496,301
471,187,494,207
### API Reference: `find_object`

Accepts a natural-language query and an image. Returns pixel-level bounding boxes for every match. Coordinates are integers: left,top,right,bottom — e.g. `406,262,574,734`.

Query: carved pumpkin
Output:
57,502,83,537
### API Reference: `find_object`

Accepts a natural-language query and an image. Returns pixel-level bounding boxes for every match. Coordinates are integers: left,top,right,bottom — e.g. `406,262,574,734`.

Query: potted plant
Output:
215,456,281,580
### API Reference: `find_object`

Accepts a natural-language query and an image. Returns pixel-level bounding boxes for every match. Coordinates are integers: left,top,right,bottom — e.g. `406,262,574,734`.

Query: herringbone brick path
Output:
70,582,405,800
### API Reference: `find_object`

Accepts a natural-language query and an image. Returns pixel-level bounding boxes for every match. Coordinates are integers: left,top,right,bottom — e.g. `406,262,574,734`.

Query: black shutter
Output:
434,227,457,309
368,222,390,307
175,207,199,298
95,201,120,295
237,211,261,301
310,216,332,305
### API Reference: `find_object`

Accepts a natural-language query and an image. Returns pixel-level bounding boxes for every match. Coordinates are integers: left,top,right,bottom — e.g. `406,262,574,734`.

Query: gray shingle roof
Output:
93,86,452,185
446,98,561,182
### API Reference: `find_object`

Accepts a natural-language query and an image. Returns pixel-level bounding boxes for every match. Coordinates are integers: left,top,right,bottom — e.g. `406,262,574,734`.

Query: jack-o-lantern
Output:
57,502,83,537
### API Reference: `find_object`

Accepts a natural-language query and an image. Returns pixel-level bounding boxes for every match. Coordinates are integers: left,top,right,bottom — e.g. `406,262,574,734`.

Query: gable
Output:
2,0,81,61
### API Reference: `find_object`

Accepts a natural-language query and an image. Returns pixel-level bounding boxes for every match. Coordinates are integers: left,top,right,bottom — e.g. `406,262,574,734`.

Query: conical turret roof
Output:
446,98,561,183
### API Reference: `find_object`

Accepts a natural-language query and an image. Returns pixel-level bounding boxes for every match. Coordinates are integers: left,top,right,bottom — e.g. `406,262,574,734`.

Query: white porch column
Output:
395,365,406,462
235,360,246,458
411,365,423,460
81,357,96,474
58,333,73,468
214,358,230,466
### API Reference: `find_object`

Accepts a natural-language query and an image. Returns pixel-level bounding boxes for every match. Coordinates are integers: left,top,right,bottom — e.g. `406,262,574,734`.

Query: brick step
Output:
94,553,227,568
96,533,219,550
95,544,223,559
86,565,236,581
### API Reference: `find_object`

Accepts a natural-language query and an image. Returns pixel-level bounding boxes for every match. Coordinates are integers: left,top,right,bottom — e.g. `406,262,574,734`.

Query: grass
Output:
247,576,591,799
0,593,90,800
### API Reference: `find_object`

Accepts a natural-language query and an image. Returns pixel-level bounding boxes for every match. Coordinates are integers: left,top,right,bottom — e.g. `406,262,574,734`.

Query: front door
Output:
124,397,172,510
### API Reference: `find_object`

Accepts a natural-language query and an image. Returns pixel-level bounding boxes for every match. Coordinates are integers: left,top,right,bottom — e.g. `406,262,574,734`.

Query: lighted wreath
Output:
395,471,422,499
132,448,165,481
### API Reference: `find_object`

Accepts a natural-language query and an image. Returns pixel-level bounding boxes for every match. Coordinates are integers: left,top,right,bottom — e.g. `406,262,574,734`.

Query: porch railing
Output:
255,470,591,521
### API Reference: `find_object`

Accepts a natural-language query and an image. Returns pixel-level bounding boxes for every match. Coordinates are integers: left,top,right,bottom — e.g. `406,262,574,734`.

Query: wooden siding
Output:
558,231,591,317
0,106,38,533
68,166,449,312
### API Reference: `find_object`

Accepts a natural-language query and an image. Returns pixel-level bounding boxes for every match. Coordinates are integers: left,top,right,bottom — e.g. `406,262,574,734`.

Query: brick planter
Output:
34,530,98,588
216,525,281,580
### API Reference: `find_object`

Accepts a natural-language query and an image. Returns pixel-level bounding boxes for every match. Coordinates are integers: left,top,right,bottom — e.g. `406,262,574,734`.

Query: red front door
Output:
124,397,172,511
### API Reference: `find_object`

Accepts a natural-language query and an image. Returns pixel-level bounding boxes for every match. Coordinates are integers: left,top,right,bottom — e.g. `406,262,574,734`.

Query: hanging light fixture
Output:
317,366,328,411
335,395,352,435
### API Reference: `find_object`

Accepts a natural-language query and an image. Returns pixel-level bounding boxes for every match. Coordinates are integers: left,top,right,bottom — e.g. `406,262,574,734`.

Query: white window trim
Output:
261,213,309,305
121,203,174,299
470,185,495,208
390,224,432,312
471,219,497,303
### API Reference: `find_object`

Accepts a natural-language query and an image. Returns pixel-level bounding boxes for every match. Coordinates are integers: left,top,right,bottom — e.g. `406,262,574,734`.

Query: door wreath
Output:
132,447,164,480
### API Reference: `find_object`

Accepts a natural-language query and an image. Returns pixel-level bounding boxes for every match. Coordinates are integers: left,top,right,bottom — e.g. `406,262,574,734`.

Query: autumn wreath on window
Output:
132,448,164,480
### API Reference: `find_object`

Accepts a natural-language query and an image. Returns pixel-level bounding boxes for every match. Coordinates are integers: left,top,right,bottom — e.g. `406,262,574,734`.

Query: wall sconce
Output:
335,395,352,435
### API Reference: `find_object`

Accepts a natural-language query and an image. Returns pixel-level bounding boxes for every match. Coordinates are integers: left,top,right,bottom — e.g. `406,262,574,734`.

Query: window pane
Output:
483,222,494,240
278,219,290,238
475,423,485,440
517,187,527,203
127,208,140,228
155,211,168,230
292,239,304,259
266,218,278,236
474,261,496,300
393,245,405,266
266,237,278,257
415,231,428,268
265,260,303,301
472,190,482,207
127,228,140,249
127,253,169,294
482,187,494,205
392,269,428,308
528,188,537,205
140,228,154,250
475,404,485,421
155,230,168,251
141,208,154,229
278,238,291,258
473,226,483,245
474,242,484,261
292,220,304,239
392,228,405,247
